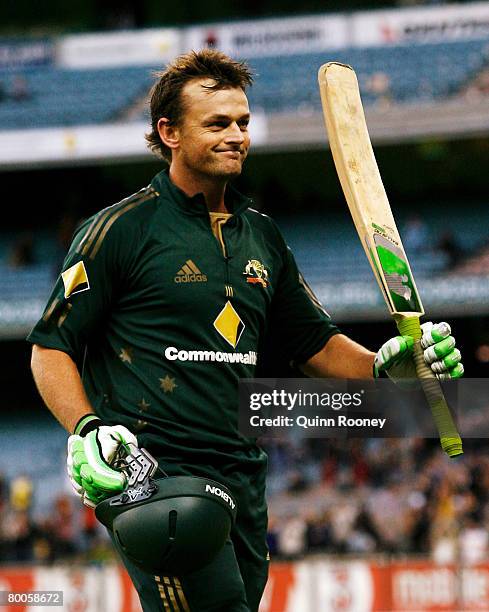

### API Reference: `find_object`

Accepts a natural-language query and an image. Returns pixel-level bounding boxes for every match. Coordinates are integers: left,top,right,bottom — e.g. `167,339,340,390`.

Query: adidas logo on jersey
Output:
175,260,207,283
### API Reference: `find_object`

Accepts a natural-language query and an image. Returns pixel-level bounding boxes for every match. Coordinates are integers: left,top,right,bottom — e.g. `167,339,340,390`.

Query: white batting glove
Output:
67,414,137,508
374,321,464,385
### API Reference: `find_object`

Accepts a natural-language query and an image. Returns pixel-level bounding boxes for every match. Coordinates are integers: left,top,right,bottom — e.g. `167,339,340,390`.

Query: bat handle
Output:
396,315,463,458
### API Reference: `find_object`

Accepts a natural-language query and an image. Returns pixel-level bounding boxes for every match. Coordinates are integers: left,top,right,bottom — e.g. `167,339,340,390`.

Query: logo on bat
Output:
386,273,413,303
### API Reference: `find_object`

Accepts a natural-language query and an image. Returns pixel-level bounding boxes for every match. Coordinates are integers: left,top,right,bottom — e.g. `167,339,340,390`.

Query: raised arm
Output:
300,333,375,379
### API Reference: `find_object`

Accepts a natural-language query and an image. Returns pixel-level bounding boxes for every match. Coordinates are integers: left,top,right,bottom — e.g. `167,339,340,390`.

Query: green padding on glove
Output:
67,423,137,507
374,321,464,384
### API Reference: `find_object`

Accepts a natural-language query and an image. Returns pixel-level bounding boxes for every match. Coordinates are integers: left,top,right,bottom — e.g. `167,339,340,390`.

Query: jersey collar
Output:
151,168,252,218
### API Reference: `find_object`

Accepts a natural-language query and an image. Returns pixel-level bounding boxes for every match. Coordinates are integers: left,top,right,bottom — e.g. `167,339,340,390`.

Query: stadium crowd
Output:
265,438,489,564
1,438,488,565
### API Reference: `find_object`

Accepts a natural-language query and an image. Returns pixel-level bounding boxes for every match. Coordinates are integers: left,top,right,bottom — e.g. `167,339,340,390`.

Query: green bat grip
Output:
396,315,463,458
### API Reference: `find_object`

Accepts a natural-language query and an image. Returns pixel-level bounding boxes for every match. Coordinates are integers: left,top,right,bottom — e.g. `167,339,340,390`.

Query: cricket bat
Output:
318,62,462,458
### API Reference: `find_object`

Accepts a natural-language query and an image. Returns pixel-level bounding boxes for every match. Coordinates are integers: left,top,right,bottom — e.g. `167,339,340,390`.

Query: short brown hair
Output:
145,49,253,161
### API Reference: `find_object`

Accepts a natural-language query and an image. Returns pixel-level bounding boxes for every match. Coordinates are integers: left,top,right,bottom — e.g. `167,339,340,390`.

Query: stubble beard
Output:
187,150,246,181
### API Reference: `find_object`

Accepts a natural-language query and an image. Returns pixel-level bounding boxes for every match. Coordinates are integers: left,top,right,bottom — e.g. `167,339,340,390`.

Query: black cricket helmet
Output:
95,447,237,575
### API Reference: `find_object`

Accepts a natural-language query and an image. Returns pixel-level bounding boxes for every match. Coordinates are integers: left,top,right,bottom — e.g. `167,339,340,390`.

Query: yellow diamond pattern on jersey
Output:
213,301,245,349
61,261,90,298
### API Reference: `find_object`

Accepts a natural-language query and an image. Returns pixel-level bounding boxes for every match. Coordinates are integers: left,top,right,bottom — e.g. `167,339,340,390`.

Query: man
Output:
28,49,463,611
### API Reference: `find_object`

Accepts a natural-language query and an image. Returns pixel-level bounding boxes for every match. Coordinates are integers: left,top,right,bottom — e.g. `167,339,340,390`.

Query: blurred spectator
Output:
8,232,35,268
464,68,489,100
10,475,33,511
10,75,31,102
329,499,361,553
321,455,338,484
2,509,36,562
470,460,489,508
430,474,458,562
403,214,429,254
265,436,294,473
277,514,307,558
47,494,79,560
2,437,489,564
32,533,53,564
350,442,370,486
437,230,463,269
84,533,115,564
305,510,330,551
349,508,379,553
80,505,102,556
367,477,411,552
451,245,489,275
287,469,307,493
266,515,280,557
406,485,430,553
205,31,218,48
365,71,392,106
459,515,488,565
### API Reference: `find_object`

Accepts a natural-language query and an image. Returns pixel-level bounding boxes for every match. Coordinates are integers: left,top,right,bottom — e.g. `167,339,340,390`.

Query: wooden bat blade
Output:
318,61,463,458
318,62,423,318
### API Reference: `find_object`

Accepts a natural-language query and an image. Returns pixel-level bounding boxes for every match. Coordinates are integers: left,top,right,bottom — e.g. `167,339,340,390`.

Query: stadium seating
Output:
0,265,53,299
1,203,487,304
1,38,489,130
247,39,489,112
0,66,154,130
276,207,488,282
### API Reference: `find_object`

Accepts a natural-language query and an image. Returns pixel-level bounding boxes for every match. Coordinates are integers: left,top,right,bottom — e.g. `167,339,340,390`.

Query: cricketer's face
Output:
171,78,251,180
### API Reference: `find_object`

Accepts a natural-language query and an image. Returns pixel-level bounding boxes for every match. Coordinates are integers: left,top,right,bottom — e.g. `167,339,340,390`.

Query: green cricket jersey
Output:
28,169,339,465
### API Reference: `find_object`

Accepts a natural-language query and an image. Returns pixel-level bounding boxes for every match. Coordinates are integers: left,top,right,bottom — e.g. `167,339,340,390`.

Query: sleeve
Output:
270,242,340,365
26,214,130,360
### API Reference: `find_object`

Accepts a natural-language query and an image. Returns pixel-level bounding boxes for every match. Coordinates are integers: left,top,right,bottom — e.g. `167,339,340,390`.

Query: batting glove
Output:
374,321,464,385
67,414,138,508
